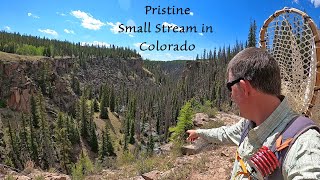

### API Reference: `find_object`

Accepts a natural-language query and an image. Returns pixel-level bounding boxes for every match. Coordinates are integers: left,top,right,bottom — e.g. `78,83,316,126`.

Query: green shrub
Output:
4,175,15,180
136,156,154,174
71,152,94,180
0,99,7,108
169,101,194,143
199,100,217,118
34,175,45,180
118,151,135,166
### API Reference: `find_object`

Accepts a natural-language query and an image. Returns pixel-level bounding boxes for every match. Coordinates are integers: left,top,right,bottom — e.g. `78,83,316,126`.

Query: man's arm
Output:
187,118,246,146
284,129,320,180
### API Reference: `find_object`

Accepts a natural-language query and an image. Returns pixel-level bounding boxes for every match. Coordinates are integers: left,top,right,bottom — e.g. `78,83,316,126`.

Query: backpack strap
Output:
239,120,256,146
268,116,320,179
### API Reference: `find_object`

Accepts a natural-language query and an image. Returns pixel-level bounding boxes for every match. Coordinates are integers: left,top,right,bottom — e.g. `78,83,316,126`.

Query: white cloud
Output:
27,12,40,19
38,29,58,36
106,22,122,34
4,26,11,31
190,12,194,16
64,29,75,34
296,0,320,7
139,51,193,61
199,33,204,36
162,22,183,32
310,0,320,7
134,42,149,49
56,12,66,16
80,41,110,47
70,10,105,30
175,55,193,60
106,19,135,37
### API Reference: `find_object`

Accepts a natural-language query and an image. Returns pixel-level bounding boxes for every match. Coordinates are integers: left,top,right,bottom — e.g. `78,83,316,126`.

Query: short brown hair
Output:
227,47,281,96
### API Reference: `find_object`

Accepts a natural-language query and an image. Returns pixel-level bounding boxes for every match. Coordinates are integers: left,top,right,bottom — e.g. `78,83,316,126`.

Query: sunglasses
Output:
226,77,244,91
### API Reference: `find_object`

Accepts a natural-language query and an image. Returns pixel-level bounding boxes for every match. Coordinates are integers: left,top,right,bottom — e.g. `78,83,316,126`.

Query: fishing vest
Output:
237,116,320,179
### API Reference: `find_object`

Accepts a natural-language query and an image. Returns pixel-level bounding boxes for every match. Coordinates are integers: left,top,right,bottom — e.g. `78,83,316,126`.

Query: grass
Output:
0,51,47,62
93,108,123,155
0,51,73,62
102,152,177,179
34,175,45,180
4,175,15,180
159,154,210,180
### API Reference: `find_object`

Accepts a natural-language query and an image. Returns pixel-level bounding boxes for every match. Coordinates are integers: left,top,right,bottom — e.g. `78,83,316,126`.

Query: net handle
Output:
259,7,320,117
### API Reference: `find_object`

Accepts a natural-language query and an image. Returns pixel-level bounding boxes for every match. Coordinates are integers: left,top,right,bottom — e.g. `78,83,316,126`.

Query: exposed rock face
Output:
0,53,149,114
192,113,209,127
141,170,161,180
76,57,150,92
181,138,209,155
5,172,71,180
0,57,74,112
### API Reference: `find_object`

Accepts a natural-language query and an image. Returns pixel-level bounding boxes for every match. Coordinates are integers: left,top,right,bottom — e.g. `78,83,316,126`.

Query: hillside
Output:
1,111,240,180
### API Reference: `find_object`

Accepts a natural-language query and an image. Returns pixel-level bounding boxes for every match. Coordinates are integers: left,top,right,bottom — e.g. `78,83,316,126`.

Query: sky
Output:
0,0,320,61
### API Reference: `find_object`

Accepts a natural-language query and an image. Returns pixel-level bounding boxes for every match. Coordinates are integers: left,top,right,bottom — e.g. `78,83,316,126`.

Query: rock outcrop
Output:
0,52,149,114
0,55,75,113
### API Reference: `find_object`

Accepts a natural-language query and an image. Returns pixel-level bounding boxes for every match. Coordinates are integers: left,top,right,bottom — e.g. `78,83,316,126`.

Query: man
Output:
187,47,320,179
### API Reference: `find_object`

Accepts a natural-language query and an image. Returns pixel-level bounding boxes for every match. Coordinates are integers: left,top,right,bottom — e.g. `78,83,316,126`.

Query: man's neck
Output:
247,94,281,126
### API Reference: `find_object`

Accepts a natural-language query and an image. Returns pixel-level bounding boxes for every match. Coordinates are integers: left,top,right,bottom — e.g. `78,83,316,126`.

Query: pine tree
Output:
6,121,23,170
30,95,40,129
71,75,81,96
123,135,128,152
169,100,194,142
29,117,39,166
202,49,207,60
156,115,160,135
55,125,72,173
248,20,257,47
100,89,109,119
147,134,154,156
109,87,115,112
66,116,80,145
129,121,135,144
93,98,99,112
71,151,94,179
99,125,115,159
99,133,107,159
107,134,115,157
89,123,99,153
80,96,89,137
19,114,30,165
38,93,55,169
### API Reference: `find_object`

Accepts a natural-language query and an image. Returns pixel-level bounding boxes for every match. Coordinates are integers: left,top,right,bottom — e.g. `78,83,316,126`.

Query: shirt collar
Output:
248,96,298,146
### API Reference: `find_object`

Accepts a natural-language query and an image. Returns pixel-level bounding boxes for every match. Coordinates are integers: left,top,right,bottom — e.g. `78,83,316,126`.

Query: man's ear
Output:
239,80,251,97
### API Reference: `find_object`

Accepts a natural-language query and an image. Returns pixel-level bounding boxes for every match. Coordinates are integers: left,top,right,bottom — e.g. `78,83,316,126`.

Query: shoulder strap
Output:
239,120,256,146
268,116,320,179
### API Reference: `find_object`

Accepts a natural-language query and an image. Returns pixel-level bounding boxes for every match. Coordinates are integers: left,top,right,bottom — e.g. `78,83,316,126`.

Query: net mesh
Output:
262,12,317,114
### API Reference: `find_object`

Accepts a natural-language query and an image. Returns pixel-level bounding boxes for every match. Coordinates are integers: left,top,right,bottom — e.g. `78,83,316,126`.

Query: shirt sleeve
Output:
283,129,320,180
195,118,246,146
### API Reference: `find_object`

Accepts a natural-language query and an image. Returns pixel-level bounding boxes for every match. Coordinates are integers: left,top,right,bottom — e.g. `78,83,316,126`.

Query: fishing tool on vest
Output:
235,116,320,180
235,145,280,180
247,146,279,179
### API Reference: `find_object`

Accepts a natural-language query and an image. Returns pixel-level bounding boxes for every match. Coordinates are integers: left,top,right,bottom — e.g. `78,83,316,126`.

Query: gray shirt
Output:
196,97,320,179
